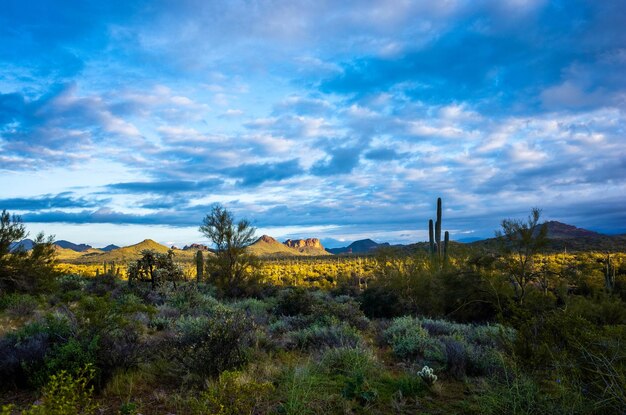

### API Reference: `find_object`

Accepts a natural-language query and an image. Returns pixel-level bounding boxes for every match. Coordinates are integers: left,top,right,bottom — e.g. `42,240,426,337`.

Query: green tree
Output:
199,205,258,296
127,249,183,289
495,207,548,305
0,210,58,293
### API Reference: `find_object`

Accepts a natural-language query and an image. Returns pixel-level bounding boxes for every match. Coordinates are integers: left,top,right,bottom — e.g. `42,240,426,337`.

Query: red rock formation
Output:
283,238,323,249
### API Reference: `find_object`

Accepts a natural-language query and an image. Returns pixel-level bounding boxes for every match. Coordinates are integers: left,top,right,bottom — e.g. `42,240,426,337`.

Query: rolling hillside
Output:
68,239,197,264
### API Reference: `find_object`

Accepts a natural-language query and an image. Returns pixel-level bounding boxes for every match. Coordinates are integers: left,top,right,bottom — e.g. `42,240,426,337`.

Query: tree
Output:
199,205,258,296
127,249,184,289
0,210,58,293
495,207,548,305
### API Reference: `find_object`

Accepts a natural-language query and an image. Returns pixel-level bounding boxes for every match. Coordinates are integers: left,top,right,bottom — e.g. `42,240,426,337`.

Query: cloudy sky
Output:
1,0,625,248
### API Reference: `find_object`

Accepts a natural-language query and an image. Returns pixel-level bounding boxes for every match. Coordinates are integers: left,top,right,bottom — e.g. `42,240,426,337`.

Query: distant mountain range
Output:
326,239,391,254
8,221,626,264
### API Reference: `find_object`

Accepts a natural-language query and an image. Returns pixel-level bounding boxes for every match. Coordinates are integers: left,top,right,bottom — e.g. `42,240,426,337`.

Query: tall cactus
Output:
435,197,442,256
195,250,204,285
605,253,615,292
428,197,449,263
443,231,449,262
429,220,435,254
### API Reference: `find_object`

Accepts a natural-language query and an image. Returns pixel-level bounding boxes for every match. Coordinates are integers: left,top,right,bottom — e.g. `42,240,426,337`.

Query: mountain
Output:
544,221,604,239
247,235,300,257
247,235,332,257
283,238,330,255
54,240,92,252
101,244,120,252
69,239,198,264
9,239,34,252
471,221,626,252
327,239,390,255
182,243,210,251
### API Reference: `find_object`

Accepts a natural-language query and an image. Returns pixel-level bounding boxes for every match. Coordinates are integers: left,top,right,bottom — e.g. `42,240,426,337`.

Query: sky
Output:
1,0,625,248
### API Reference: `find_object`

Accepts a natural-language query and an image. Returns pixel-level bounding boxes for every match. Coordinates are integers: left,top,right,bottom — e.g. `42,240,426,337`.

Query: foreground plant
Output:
417,366,437,387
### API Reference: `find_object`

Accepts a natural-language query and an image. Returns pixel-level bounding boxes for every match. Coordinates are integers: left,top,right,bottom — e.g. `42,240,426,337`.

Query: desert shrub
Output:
566,294,626,325
0,332,49,389
96,326,144,381
419,318,467,337
384,372,428,400
384,316,430,360
0,292,38,317
168,310,253,381
385,316,512,378
440,336,467,380
85,271,118,295
57,274,86,292
166,285,227,316
268,315,315,335
286,322,362,351
276,365,346,415
22,364,98,415
360,285,404,318
148,315,171,331
0,312,74,388
466,324,515,349
312,296,370,330
274,287,316,316
42,336,99,385
318,346,379,380
231,298,274,325
342,372,378,406
475,370,589,415
466,345,506,377
190,370,275,415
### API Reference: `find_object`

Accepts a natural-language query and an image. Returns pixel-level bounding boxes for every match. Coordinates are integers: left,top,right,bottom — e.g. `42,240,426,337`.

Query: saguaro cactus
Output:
429,220,435,254
605,252,615,292
196,250,204,284
428,197,449,262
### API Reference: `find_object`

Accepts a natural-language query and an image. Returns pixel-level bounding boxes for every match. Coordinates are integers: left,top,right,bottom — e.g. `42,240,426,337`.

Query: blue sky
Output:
1,0,625,248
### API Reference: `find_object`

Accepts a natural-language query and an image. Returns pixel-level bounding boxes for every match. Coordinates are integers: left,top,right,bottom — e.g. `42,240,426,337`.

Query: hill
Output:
100,244,120,252
247,235,299,257
69,239,196,264
247,235,332,257
55,246,103,261
470,221,626,252
9,239,34,252
327,239,390,254
54,240,92,252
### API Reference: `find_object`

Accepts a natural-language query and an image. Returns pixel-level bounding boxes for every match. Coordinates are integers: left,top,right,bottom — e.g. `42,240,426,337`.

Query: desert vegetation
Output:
0,205,625,414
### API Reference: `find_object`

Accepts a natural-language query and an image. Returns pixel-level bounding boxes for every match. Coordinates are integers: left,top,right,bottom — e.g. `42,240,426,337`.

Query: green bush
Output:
0,293,38,317
0,312,75,388
475,370,589,415
384,316,430,360
318,346,378,378
274,287,315,316
190,370,275,415
166,285,226,316
312,295,370,330
286,322,362,351
168,310,253,382
22,364,98,415
57,274,86,292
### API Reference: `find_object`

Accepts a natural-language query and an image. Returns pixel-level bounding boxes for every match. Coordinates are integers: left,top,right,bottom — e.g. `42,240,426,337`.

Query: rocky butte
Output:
283,238,323,249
